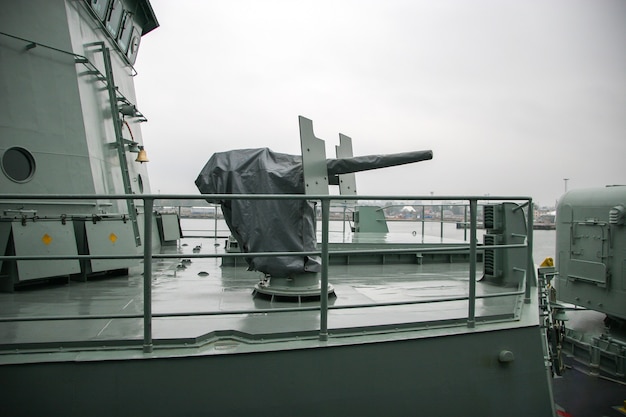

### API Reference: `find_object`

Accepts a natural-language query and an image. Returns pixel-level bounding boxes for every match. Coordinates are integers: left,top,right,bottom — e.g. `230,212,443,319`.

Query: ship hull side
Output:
0,325,554,417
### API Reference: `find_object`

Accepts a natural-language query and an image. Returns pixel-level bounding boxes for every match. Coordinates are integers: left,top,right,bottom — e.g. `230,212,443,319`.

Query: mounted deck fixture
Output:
135,146,149,163
481,202,530,287
195,116,432,301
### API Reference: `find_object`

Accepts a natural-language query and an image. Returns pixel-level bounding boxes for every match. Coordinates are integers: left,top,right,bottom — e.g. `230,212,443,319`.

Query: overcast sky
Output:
134,0,625,207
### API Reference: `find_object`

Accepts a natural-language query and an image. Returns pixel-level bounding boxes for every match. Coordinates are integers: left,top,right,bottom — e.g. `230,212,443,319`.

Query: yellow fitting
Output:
540,257,554,267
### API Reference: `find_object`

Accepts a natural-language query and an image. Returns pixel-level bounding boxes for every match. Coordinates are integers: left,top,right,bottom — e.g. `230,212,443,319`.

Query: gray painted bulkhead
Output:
0,0,154,201
0,325,554,417
555,185,626,320
0,0,162,287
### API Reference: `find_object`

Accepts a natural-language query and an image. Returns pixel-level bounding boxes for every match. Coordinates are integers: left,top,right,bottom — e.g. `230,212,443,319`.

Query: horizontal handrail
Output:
0,243,526,262
0,193,532,201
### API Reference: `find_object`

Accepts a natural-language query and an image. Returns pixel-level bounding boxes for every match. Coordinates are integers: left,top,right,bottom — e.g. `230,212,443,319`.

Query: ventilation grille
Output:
483,205,501,230
609,205,625,225
483,234,500,277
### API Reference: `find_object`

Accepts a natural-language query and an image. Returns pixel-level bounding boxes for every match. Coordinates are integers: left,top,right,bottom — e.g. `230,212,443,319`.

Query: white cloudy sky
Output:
134,0,625,207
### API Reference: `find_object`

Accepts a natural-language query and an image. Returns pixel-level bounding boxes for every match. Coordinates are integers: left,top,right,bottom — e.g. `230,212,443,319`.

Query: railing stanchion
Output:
525,198,533,303
143,197,154,353
421,206,425,242
463,204,468,241
319,198,330,341
440,205,444,239
467,198,477,328
342,204,346,241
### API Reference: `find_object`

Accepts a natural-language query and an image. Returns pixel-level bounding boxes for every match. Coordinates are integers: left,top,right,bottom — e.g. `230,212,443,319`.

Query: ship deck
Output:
0,233,530,358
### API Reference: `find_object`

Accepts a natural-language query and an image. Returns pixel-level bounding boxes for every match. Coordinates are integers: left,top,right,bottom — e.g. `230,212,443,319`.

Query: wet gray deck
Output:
0,235,524,351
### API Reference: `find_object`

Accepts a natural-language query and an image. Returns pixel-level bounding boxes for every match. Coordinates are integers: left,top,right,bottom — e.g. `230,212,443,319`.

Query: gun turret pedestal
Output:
253,274,333,302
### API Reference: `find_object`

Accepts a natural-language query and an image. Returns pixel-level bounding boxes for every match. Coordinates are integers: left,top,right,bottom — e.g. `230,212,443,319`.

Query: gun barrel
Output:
326,150,433,176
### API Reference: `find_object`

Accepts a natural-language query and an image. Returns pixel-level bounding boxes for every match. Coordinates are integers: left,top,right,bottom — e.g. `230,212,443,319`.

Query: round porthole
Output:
2,147,36,183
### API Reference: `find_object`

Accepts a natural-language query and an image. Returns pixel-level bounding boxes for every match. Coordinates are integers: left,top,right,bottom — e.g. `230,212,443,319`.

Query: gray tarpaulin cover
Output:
325,150,433,176
195,148,319,277
195,147,433,277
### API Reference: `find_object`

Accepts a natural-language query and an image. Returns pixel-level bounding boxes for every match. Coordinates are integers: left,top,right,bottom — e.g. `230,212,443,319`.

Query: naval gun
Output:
195,116,432,300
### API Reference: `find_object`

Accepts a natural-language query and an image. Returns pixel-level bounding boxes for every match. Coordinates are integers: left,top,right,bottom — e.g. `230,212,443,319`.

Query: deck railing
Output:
0,193,533,354
162,202,483,242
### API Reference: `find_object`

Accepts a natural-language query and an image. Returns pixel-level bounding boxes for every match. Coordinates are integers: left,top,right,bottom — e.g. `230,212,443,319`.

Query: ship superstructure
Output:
0,0,178,290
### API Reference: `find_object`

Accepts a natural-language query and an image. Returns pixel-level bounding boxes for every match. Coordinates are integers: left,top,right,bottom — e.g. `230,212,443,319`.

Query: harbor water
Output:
180,217,557,264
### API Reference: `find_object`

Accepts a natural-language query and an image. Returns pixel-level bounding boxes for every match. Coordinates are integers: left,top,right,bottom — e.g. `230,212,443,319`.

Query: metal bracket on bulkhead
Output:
299,116,330,196
334,134,358,197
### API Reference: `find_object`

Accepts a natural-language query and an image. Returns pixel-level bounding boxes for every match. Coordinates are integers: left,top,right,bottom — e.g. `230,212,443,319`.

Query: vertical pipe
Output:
421,206,425,242
467,198,477,328
143,197,154,353
342,204,346,241
463,205,468,241
525,198,534,303
440,205,444,239
319,198,330,341
214,204,218,240
175,205,180,248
